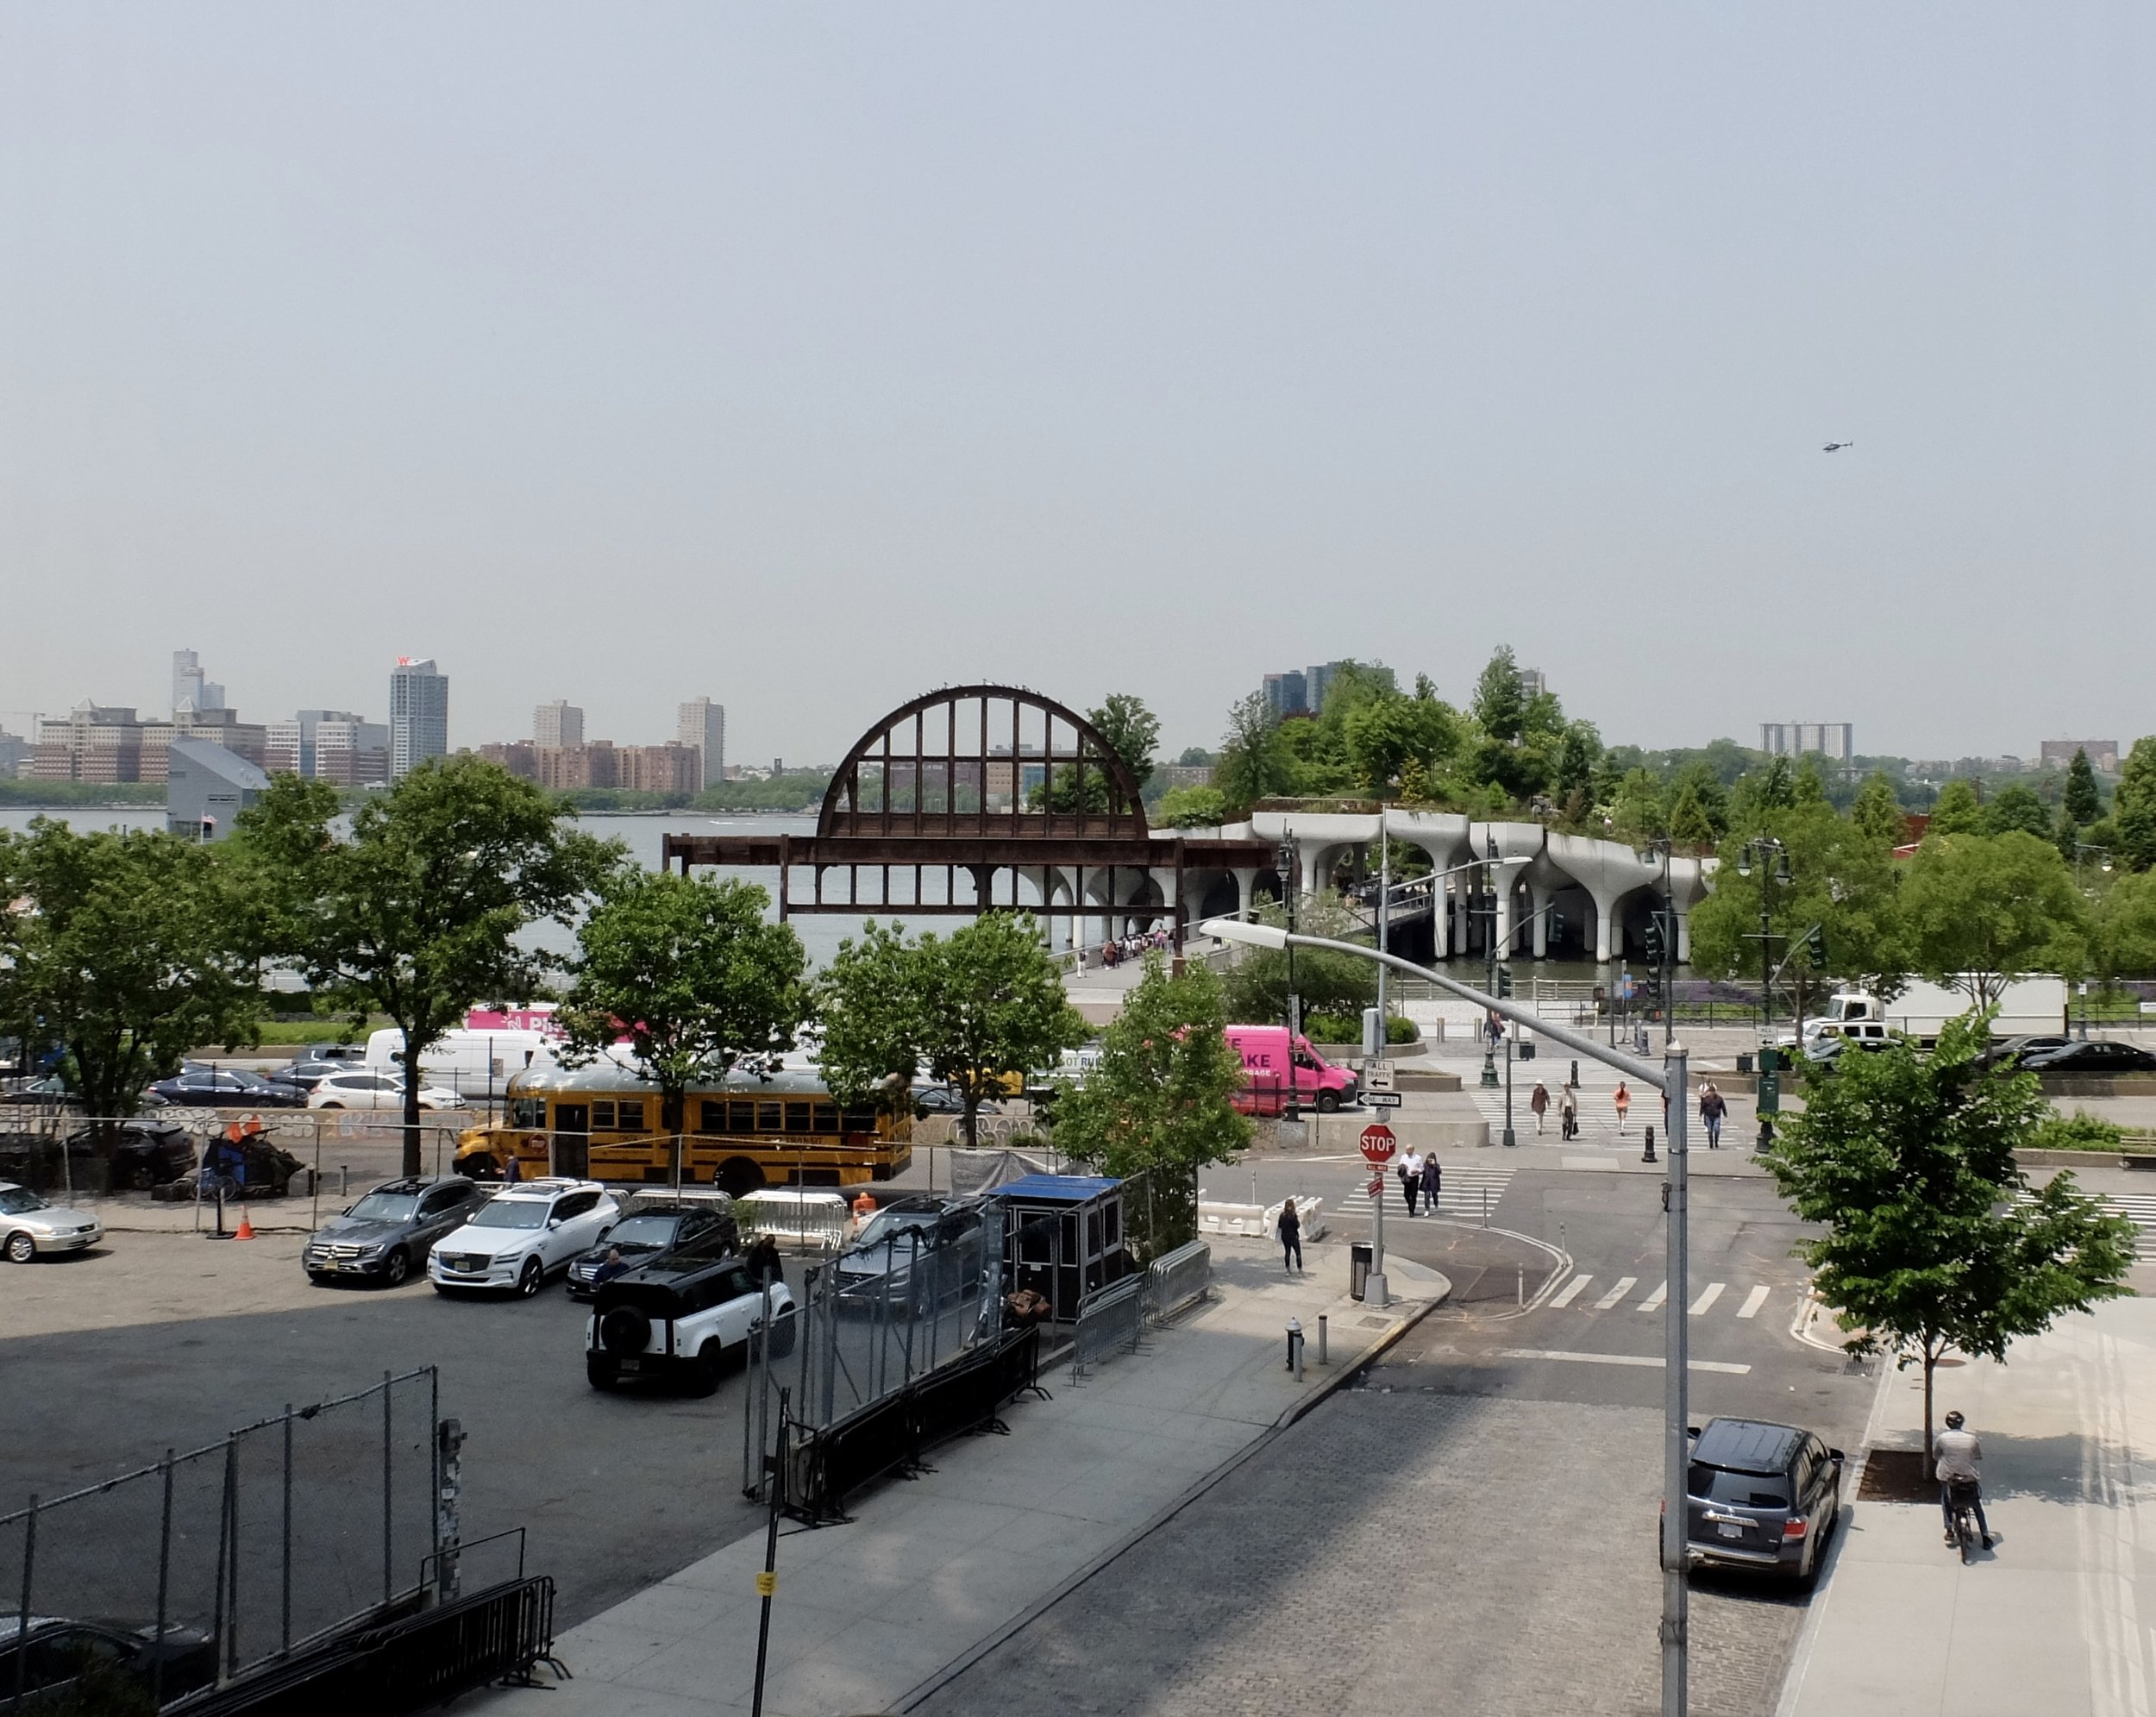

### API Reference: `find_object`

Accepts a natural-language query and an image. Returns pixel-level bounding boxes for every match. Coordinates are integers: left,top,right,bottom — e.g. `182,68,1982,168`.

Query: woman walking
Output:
1613,1081,1632,1134
1559,1087,1578,1141
1700,1083,1727,1150
1529,1081,1550,1136
1420,1151,1441,1214
1278,1196,1303,1275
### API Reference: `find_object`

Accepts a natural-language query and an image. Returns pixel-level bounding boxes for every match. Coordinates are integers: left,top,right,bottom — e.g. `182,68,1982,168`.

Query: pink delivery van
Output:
1224,1025,1361,1116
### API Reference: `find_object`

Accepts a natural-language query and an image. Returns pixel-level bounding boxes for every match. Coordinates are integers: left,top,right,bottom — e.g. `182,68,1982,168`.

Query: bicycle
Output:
1946,1478,1984,1564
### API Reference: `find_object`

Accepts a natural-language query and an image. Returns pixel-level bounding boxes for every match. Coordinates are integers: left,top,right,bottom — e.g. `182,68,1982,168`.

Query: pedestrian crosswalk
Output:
1539,1272,1777,1324
1338,1162,1517,1224
1465,1081,1662,1147
2016,1190,2156,1261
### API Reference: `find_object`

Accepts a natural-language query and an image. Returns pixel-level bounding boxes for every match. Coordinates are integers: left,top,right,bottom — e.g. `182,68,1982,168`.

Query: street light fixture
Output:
1202,915,1695,1717
1277,835,1299,1122
1733,837,1792,1150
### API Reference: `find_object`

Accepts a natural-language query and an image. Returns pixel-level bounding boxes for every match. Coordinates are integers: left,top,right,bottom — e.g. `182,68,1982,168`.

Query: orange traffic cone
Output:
233,1207,255,1241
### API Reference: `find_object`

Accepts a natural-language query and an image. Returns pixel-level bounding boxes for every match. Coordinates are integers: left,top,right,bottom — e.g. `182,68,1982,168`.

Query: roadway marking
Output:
1737,1286,1771,1320
1550,1275,1592,1308
1594,1276,1638,1311
1639,1281,1668,1312
1689,1282,1725,1317
1500,1348,1752,1375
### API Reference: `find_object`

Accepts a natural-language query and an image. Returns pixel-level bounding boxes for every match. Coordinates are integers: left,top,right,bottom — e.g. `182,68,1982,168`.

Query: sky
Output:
3,4,2152,768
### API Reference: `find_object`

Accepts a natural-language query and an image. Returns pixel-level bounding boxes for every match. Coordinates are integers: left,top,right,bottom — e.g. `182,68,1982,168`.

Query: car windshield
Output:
854,1210,939,1250
470,1201,549,1230
0,1187,49,1215
345,1193,419,1224
606,1215,682,1250
1689,1464,1790,1508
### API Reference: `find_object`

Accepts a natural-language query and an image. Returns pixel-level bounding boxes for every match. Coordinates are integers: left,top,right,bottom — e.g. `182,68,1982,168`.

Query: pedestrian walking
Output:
1700,1083,1727,1150
1529,1081,1550,1136
1420,1152,1441,1213
1278,1196,1303,1274
1613,1081,1632,1134
1401,1149,1423,1217
1559,1087,1578,1141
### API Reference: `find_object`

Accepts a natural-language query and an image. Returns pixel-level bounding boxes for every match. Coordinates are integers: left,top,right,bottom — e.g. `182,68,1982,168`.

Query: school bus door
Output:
552,1104,590,1177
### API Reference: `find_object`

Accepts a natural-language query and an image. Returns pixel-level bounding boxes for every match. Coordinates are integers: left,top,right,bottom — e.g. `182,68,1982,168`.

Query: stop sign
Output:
1359,1123,1397,1166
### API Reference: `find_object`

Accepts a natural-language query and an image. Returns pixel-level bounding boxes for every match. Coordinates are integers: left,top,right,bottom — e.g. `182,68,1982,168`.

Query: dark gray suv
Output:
1684,1418,1844,1585
304,1175,492,1287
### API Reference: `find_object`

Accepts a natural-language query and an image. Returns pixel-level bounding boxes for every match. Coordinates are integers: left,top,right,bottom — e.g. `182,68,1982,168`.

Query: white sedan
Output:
429,1179,621,1298
308,1071,467,1111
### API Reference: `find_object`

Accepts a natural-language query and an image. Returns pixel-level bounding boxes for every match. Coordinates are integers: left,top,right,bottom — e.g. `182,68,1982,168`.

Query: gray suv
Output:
304,1175,492,1288
1684,1419,1844,1585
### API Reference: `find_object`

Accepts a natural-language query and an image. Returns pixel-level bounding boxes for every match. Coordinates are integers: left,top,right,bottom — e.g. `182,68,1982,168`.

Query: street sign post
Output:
1358,1123,1394,1308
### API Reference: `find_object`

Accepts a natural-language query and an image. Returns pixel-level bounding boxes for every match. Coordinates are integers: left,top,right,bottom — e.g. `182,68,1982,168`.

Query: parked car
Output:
2021,1040,2156,1075
0,1615,216,1707
304,1175,493,1288
428,1178,620,1297
64,1121,196,1189
0,1075,74,1107
1979,1034,2071,1070
835,1194,987,1309
270,1057,359,1094
0,1181,104,1263
148,1065,305,1109
308,1070,467,1111
585,1254,796,1393
302,1042,370,1065
566,1199,737,1299
1683,1418,1844,1585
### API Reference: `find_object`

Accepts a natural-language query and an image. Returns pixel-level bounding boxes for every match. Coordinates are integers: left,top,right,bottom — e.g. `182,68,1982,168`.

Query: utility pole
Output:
1279,834,1300,1123
1737,838,1789,1152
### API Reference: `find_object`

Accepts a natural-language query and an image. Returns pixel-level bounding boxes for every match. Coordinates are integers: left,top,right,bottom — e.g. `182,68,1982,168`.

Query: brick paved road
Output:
924,1388,1804,1717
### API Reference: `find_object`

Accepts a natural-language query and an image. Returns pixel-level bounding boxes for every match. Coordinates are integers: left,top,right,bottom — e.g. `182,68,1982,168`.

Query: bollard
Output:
1287,1319,1304,1381
1317,1313,1329,1365
1482,1186,1489,1226
1516,1263,1524,1306
1570,1058,1580,1090
341,1164,350,1199
1642,1123,1658,1165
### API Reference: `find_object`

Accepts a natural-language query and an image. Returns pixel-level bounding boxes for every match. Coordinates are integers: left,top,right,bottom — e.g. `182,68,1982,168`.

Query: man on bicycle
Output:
1934,1409,1991,1550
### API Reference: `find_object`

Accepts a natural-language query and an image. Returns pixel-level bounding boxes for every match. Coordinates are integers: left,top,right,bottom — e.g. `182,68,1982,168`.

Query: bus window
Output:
729,1100,755,1134
617,1100,646,1132
592,1100,617,1130
785,1100,812,1134
699,1100,724,1133
812,1102,839,1133
842,1107,877,1134
757,1100,783,1132
510,1097,547,1130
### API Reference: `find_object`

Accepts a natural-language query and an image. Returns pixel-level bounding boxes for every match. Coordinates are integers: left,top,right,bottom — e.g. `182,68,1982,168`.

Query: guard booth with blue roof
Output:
991,1174,1129,1321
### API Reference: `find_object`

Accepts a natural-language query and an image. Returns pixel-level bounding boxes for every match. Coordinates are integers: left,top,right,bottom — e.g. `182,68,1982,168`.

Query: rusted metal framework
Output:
661,686,1269,949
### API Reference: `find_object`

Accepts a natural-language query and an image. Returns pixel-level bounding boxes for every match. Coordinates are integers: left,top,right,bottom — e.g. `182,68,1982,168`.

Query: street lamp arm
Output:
1201,918,1676,1093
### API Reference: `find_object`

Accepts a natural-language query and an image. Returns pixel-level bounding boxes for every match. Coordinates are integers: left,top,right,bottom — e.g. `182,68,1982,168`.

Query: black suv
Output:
1683,1418,1845,1584
567,1200,737,1299
0,1123,195,1192
304,1176,492,1287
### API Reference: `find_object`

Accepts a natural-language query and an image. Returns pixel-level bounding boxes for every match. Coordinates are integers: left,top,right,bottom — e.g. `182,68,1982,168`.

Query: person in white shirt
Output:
1400,1149,1425,1216
1934,1410,1991,1549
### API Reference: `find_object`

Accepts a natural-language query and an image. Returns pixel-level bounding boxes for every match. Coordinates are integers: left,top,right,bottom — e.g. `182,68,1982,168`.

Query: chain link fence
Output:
0,1369,441,1702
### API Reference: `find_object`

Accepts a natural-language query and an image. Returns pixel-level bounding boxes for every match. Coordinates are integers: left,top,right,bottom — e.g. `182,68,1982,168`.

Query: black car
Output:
566,1200,738,1299
1683,1418,1844,1585
2021,1040,2156,1075
304,1175,493,1287
0,1615,217,1708
148,1066,305,1109
1979,1034,2071,1070
72,1121,196,1189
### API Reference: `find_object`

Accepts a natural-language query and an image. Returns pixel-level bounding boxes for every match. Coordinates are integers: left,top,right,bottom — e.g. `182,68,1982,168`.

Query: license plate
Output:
617,1358,642,1372
1717,1522,1744,1539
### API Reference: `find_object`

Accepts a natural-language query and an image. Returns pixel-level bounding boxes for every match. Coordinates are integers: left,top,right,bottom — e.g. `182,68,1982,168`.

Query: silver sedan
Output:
1,1181,104,1262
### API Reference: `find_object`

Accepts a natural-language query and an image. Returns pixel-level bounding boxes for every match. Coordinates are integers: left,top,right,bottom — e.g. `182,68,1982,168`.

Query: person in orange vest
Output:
1613,1081,1632,1134
850,1189,877,1236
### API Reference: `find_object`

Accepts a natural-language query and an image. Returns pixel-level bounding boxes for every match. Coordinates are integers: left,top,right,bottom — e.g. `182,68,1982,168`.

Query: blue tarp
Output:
990,1174,1119,1205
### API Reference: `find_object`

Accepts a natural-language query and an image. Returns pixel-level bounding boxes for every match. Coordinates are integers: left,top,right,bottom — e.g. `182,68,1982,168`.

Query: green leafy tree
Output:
1608,768,1667,846
1470,645,1527,746
240,760,621,1175
1050,956,1251,1256
2063,749,2103,827
0,822,268,1151
1666,781,1716,851
1792,755,1832,806
1218,899,1377,1028
1213,692,1297,813
1087,693,1161,802
558,872,807,1152
1927,776,1984,836
2115,738,2156,871
1851,771,1907,850
1899,832,2085,1013
1344,692,1460,797
2088,869,2156,983
1727,757,1796,823
1980,782,2052,839
1553,721,1602,802
1764,1015,2134,1463
816,912,1085,1149
1157,785,1229,829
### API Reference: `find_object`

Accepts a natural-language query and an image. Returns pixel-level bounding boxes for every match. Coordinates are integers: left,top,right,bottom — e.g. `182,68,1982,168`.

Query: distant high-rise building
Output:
389,658,449,778
1517,667,1547,701
0,729,30,780
677,699,726,789
1760,723,1854,763
1262,672,1308,723
2040,738,2119,774
172,649,226,717
535,700,585,749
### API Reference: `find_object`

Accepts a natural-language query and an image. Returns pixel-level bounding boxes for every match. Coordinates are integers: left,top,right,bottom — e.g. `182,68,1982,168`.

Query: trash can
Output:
1519,1040,1537,1061
1350,1241,1373,1302
1736,1051,1754,1075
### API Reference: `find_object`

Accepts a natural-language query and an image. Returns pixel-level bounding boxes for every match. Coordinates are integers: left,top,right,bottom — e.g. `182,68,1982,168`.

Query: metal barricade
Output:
1069,1275,1147,1384
1145,1240,1212,1327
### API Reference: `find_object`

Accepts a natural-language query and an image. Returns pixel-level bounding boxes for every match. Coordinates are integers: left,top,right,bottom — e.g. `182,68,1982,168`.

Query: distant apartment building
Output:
678,699,726,789
619,743,701,794
2040,738,2118,774
479,742,537,780
1759,722,1854,764
534,700,585,749
1517,667,1547,701
0,729,33,779
171,649,227,717
389,658,449,778
266,711,390,785
1160,763,1215,790
1262,661,1396,722
488,740,701,794
32,702,265,784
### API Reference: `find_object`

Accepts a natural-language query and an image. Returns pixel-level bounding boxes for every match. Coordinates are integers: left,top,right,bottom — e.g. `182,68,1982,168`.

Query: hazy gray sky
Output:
3,4,2150,767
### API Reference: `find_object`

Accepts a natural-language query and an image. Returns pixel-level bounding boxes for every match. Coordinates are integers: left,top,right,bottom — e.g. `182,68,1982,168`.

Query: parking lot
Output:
0,1213,803,1628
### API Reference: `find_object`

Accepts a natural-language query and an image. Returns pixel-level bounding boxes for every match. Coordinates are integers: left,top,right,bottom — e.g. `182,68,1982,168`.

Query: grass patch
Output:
2029,1111,2128,1152
251,1016,388,1045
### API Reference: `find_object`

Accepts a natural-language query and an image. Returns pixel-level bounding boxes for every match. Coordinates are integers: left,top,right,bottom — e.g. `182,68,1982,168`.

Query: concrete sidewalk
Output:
1782,1299,2156,1717
462,1239,1447,1717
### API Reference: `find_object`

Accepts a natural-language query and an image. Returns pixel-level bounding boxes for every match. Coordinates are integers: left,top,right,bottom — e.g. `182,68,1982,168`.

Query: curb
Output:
889,1281,1451,1713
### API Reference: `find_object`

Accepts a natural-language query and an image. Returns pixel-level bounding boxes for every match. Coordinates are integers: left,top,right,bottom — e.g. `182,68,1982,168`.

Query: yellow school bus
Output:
454,1062,912,1194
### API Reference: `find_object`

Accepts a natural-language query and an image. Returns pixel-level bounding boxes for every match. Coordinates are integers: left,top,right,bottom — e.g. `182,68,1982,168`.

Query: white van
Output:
365,1029,566,1100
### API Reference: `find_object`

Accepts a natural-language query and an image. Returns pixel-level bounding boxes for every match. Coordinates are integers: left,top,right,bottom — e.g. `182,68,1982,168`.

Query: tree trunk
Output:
402,1053,423,1178
961,1087,980,1152
1921,1343,1938,1483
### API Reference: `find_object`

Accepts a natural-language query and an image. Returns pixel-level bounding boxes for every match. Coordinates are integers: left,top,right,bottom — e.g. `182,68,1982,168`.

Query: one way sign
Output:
1364,1091,1403,1108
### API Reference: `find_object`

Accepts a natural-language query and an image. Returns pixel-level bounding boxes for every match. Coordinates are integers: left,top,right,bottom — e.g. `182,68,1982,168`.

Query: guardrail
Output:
1069,1275,1148,1384
1146,1241,1213,1326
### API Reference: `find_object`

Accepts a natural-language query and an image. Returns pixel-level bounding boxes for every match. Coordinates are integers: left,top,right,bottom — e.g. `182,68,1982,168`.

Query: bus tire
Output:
717,1158,764,1198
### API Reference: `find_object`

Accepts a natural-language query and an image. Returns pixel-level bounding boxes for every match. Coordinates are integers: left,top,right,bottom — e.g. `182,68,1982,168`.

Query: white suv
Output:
586,1256,796,1393
429,1179,619,1297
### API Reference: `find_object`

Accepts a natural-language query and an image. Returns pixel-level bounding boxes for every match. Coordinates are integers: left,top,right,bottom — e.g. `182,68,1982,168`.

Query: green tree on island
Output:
240,759,620,1175
1765,1015,2134,1463
1927,776,1984,837
1050,956,1251,1256
0,821,268,1153
1898,831,2085,1013
558,870,807,1174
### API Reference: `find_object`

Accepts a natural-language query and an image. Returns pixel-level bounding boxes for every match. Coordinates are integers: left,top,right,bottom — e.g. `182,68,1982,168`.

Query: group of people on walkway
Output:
1512,1074,1730,1145
1395,1150,1442,1216
1096,927,1173,968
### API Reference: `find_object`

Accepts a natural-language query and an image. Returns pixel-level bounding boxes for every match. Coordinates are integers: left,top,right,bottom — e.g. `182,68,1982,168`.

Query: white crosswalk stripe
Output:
1737,1286,1771,1319
1595,1276,1638,1311
1639,1281,1669,1312
1335,1164,1516,1224
1689,1282,1725,1316
1551,1274,1592,1308
1545,1276,1781,1321
2016,1191,2156,1261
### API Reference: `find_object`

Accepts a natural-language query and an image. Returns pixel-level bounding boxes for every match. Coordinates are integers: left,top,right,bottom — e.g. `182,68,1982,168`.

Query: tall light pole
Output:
1637,837,1676,1047
1278,834,1299,1122
1735,837,1790,1151
1205,916,1693,1717
2073,843,2112,1039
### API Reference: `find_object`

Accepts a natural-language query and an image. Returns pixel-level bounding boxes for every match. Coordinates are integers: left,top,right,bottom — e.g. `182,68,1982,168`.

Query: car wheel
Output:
382,1250,411,1288
586,1357,618,1392
318,1102,342,1111
515,1257,544,1298
4,1232,35,1264
1317,1090,1340,1113
695,1340,725,1396
129,1164,160,1192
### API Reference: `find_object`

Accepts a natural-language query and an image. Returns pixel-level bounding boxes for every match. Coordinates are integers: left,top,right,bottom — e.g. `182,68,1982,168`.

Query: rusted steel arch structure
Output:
661,685,1272,949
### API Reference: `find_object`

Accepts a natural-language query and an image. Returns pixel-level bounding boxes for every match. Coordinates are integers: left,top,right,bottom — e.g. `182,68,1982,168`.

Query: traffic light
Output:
1643,916,1665,962
1806,925,1828,967
1496,965,1514,999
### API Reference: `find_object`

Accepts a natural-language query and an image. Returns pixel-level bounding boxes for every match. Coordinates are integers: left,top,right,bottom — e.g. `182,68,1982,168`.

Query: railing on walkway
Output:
1146,1240,1213,1327
1069,1275,1148,1384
